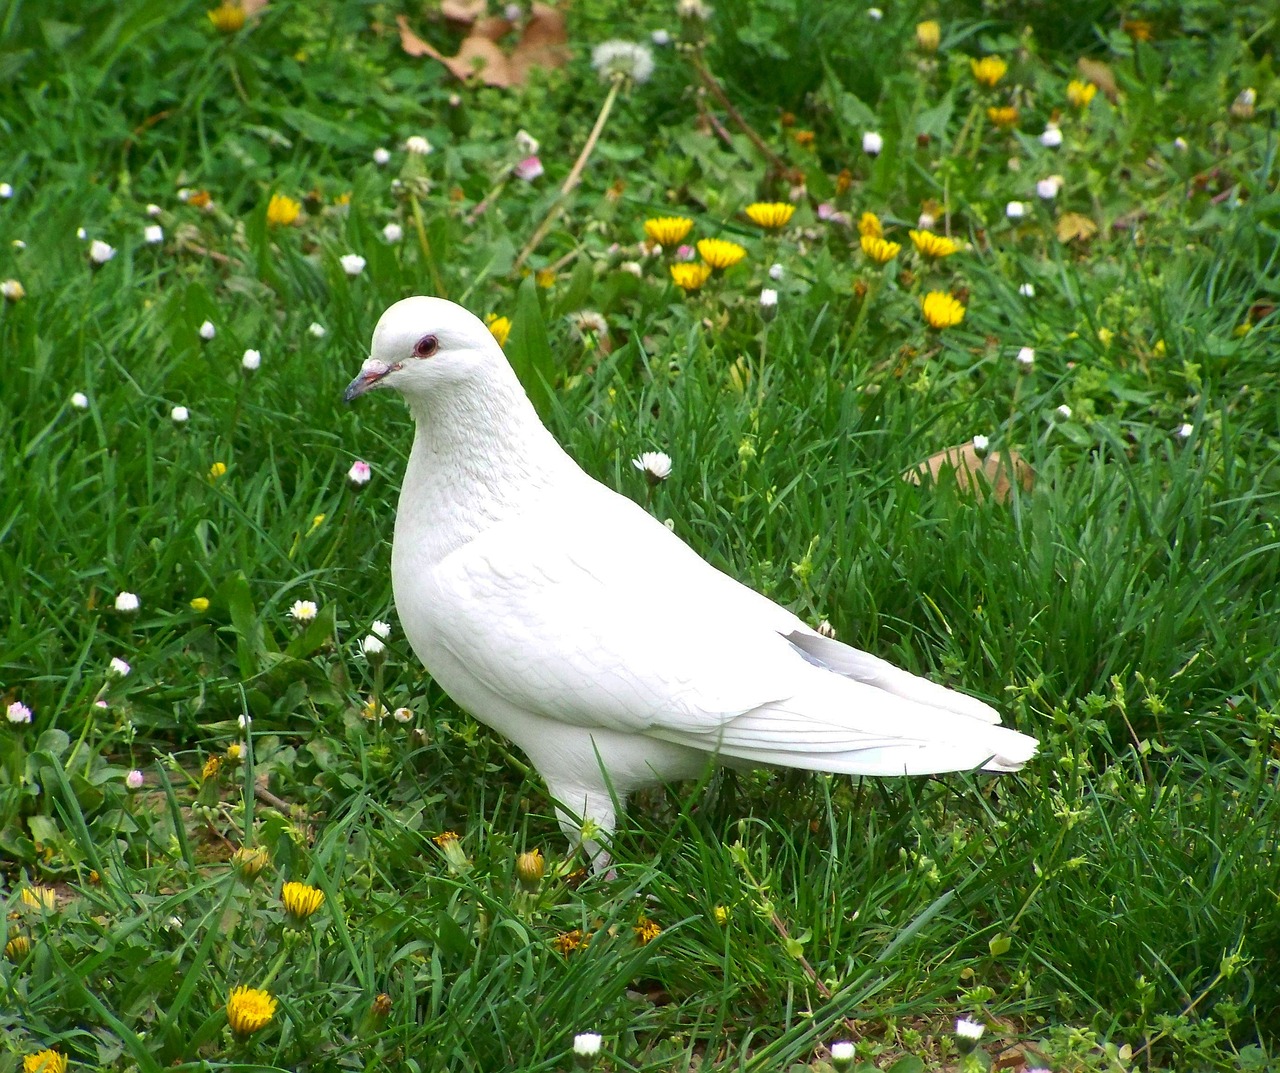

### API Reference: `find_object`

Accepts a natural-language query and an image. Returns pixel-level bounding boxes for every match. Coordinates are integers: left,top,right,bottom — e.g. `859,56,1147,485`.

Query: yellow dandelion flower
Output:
225,741,243,762
857,212,883,239
644,216,694,247
24,1050,66,1073
207,3,245,33
1067,79,1097,108
713,905,728,925
208,461,227,482
371,992,393,1019
860,235,902,265
226,986,278,1037
281,881,325,921
266,193,301,228
187,189,213,210
7,934,32,960
20,887,57,913
921,291,966,329
202,754,222,781
670,262,713,291
485,314,511,348
696,238,747,270
970,56,1008,88
190,596,210,613
635,917,662,944
916,19,941,52
552,928,584,954
1123,18,1153,41
1097,327,1114,347
232,844,269,880
744,202,795,230
987,105,1018,128
909,229,960,260
433,830,460,847
535,268,556,288
792,130,815,147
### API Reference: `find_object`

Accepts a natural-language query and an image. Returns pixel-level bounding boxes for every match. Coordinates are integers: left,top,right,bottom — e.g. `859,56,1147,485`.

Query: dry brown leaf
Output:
397,4,567,89
1077,57,1118,101
1056,211,1098,243
903,444,1034,503
441,0,487,22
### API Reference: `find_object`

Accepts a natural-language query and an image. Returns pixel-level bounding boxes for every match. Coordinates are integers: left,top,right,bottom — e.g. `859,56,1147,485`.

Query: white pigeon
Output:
345,297,1038,862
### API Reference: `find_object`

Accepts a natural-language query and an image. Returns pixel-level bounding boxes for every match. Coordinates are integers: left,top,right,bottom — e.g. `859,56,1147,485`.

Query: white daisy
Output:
632,451,672,484
340,253,366,276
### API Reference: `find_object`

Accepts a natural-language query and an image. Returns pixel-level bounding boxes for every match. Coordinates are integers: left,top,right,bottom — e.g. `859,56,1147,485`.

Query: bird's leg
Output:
550,785,620,874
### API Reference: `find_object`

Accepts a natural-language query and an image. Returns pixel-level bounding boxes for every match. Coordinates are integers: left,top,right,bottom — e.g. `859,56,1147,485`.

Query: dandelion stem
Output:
688,52,787,172
514,75,623,271
410,193,446,298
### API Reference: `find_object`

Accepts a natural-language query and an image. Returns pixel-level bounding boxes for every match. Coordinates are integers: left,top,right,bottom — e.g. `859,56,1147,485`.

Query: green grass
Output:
3,0,1280,1069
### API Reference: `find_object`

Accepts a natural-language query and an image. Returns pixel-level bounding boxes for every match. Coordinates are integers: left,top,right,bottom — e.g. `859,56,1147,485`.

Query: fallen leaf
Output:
397,4,567,88
1056,212,1098,243
441,0,486,22
903,444,1034,503
1077,57,1118,101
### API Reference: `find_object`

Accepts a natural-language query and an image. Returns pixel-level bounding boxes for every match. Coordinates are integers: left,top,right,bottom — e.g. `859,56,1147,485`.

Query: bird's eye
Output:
413,334,439,358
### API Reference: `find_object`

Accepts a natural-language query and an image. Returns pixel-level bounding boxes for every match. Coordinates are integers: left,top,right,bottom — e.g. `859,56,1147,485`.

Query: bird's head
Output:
343,296,506,403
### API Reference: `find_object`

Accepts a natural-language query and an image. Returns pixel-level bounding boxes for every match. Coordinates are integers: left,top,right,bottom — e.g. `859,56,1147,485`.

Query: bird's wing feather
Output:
425,494,801,733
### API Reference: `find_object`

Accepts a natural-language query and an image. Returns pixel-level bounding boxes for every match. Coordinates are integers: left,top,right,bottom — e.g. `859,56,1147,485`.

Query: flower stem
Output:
410,192,446,298
514,75,623,271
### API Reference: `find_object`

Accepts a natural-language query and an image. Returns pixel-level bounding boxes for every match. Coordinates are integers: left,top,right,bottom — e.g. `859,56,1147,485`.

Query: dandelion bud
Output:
232,845,271,882
516,848,545,891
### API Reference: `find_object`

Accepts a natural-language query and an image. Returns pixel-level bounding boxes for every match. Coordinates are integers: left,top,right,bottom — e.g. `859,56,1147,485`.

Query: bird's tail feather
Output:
661,664,1038,777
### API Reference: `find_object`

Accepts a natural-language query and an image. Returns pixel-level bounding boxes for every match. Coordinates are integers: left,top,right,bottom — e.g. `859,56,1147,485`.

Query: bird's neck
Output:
396,378,578,561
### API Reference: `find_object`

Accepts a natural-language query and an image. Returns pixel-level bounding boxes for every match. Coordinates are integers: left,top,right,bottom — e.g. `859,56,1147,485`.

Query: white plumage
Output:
345,297,1037,861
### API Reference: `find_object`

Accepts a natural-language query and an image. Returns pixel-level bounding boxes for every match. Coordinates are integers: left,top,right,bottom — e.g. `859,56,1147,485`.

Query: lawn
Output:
2,0,1279,1070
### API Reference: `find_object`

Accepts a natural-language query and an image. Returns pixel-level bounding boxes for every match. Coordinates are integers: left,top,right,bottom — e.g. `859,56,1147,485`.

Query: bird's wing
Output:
421,490,813,734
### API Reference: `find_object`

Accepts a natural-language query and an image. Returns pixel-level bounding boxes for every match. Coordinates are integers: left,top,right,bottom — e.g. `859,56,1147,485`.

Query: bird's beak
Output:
343,358,397,402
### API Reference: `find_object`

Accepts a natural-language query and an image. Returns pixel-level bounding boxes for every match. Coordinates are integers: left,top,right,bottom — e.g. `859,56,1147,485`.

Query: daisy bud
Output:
70,391,89,409
198,320,216,340
955,1018,985,1052
347,460,372,487
7,701,32,724
1056,404,1073,419
515,129,540,155
144,224,164,244
393,706,414,723
1018,282,1035,297
404,135,433,156
866,8,883,20
651,28,671,45
109,657,131,678
972,434,990,455
340,253,366,276
371,620,392,639
769,262,784,281
126,769,144,790
89,239,116,264
1177,422,1193,439
1036,176,1062,200
241,348,261,371
573,1032,603,1059
1,279,24,301
115,591,141,614
759,287,778,320
1039,124,1063,148
1016,346,1035,368
372,146,391,166
382,222,404,243
862,131,884,155
831,1041,855,1069
308,322,327,338
513,156,544,181
171,405,190,424
146,203,162,217
360,634,386,661
1006,200,1027,219
0,182,12,198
